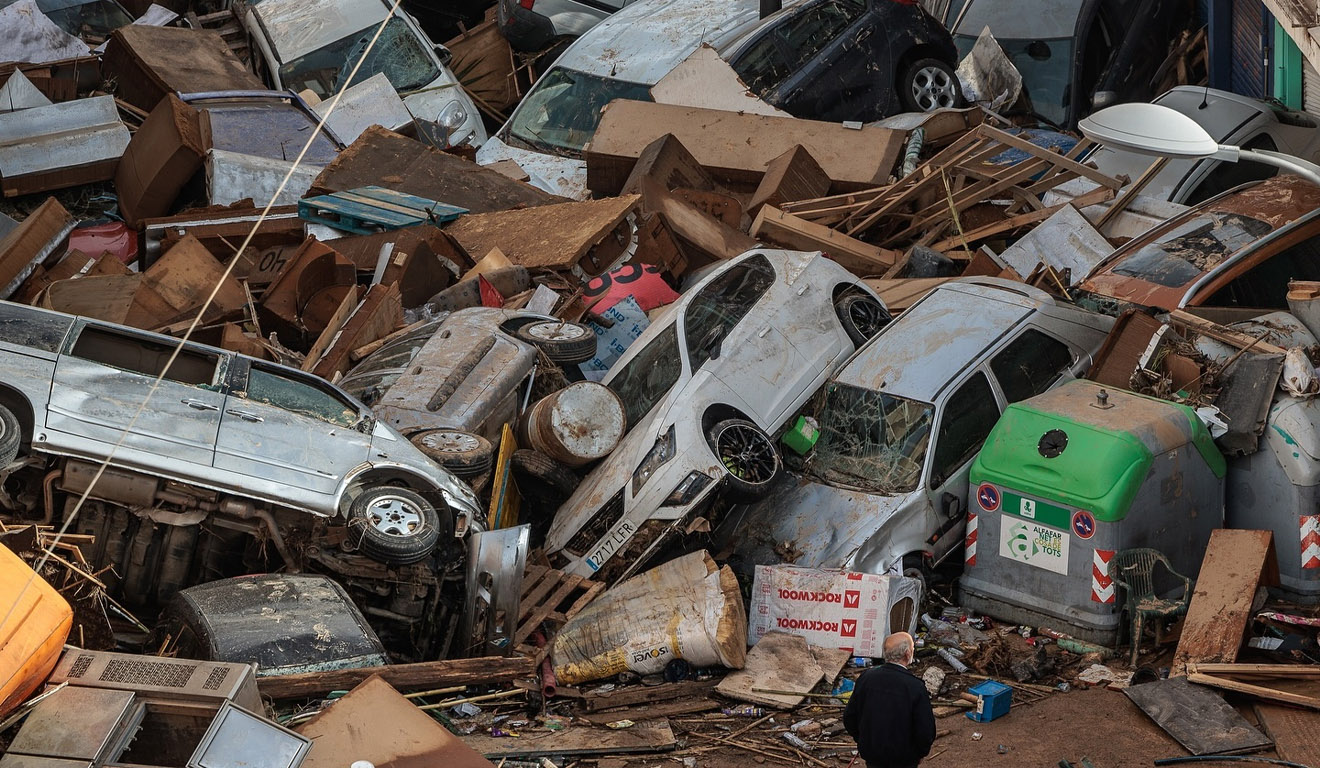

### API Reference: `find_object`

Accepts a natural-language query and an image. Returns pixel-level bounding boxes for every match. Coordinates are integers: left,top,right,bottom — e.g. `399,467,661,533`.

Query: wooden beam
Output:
1170,310,1288,356
751,205,896,275
929,185,1115,252
1188,673,1320,710
1094,156,1169,230
257,655,536,699
302,286,361,373
1190,663,1320,677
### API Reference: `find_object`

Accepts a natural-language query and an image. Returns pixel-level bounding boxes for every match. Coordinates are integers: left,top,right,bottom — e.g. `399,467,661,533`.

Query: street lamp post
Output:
1077,102,1320,187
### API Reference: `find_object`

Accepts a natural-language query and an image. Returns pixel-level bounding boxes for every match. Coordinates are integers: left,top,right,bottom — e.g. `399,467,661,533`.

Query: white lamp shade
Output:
1078,102,1220,158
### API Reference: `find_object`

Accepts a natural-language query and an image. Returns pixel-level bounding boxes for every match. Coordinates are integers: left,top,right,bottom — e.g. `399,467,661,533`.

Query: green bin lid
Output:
970,380,1225,522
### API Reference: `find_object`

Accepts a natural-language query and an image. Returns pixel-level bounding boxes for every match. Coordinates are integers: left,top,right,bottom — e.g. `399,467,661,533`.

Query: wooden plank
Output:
862,277,953,312
1170,310,1288,356
977,125,1124,190
1189,673,1320,710
1173,529,1280,674
1123,677,1272,755
582,680,721,712
578,697,719,723
142,234,246,318
258,655,535,699
311,283,403,379
1095,156,1169,230
1192,664,1320,677
928,185,1115,252
513,575,589,646
302,286,362,373
715,632,824,709
462,719,675,759
1256,704,1320,767
751,205,896,276
0,197,76,300
446,195,641,275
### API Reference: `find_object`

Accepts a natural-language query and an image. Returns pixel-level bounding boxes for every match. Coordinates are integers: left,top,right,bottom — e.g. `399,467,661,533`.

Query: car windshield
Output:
1110,212,1273,288
277,17,439,99
955,34,1074,126
606,324,683,430
41,0,132,37
507,68,653,156
806,383,933,493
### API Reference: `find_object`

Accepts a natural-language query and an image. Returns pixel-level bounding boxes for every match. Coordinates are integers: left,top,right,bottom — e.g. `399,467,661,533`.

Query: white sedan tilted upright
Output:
545,249,890,583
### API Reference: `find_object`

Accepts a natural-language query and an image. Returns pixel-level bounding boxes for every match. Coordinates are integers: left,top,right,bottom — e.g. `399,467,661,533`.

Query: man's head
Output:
882,632,915,666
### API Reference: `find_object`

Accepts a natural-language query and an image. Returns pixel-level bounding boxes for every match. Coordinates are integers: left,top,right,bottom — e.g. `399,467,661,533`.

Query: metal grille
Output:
202,667,229,691
67,653,94,679
100,658,196,688
563,489,625,556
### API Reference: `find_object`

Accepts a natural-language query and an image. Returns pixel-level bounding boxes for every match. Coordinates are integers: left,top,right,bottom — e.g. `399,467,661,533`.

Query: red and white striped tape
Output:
965,512,977,567
1302,515,1320,569
1092,549,1115,603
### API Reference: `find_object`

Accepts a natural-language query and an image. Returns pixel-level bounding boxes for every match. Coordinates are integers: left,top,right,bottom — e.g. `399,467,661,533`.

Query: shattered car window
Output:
507,68,654,156
990,329,1073,404
808,383,933,493
42,0,132,38
1111,213,1273,288
733,0,865,94
684,255,775,371
278,18,439,100
955,35,1074,126
245,367,359,427
606,324,683,429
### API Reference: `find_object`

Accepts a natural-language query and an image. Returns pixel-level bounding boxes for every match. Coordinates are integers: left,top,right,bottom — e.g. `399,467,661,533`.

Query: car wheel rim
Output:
715,424,777,485
366,494,424,537
421,430,481,454
848,299,888,339
527,322,586,342
912,66,957,111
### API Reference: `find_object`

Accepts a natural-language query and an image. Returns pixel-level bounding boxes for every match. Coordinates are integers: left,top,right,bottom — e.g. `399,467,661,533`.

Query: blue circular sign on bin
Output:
1072,510,1097,540
976,483,1000,512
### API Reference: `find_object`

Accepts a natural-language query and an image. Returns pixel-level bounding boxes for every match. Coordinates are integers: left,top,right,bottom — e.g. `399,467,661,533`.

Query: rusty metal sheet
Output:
1173,529,1281,673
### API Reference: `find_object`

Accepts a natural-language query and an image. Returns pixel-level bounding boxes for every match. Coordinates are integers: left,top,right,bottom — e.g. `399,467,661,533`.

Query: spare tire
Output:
515,320,597,364
411,429,494,478
348,487,441,566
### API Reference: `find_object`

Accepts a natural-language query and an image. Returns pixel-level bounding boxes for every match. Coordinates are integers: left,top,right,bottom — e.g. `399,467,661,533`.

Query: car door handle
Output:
181,398,219,411
226,409,264,422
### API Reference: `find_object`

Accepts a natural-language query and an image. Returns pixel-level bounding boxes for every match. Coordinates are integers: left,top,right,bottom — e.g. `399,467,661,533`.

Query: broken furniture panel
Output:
620,133,720,197
442,18,522,118
649,44,789,117
1123,676,1272,755
993,204,1113,286
715,631,825,709
311,126,561,214
1085,310,1166,390
259,237,358,348
142,205,305,272
751,205,896,276
294,675,496,768
39,274,173,328
462,719,677,760
101,25,263,113
115,95,206,227
308,283,403,380
0,95,128,198
1173,529,1280,674
328,224,466,307
748,145,831,218
0,197,76,300
445,194,641,281
586,100,905,194
0,58,100,104
640,178,757,271
258,656,536,700
140,234,248,325
206,149,320,208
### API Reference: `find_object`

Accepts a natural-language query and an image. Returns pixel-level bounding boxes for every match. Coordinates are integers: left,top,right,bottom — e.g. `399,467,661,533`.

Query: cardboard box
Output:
115,95,205,227
586,100,905,195
747,565,921,655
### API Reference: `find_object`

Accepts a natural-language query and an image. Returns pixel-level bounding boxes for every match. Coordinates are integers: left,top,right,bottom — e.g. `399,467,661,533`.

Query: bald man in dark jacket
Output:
843,632,937,768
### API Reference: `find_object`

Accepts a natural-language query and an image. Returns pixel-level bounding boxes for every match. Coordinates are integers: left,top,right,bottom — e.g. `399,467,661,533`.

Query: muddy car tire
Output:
411,429,494,478
835,293,891,346
0,404,19,467
516,321,598,364
512,448,580,496
708,418,781,502
900,58,961,112
348,487,441,565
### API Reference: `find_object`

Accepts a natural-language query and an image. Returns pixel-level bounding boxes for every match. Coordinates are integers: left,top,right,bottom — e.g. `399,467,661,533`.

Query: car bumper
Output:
496,0,556,52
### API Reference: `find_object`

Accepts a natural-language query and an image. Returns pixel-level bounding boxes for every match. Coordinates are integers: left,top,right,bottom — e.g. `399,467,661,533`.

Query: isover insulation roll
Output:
551,551,747,684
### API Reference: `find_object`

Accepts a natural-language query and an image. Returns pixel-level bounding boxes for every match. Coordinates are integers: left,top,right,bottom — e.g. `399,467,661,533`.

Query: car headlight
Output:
662,470,713,507
632,425,676,496
439,99,469,131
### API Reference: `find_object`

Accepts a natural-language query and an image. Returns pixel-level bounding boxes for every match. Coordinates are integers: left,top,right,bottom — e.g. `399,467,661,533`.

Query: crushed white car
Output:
544,249,890,583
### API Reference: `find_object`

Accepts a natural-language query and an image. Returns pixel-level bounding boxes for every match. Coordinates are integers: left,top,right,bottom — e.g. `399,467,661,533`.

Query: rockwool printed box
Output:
747,565,921,656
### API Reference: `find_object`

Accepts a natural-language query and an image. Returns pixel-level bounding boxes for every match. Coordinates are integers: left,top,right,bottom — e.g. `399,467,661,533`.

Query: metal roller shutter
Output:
1231,0,1266,97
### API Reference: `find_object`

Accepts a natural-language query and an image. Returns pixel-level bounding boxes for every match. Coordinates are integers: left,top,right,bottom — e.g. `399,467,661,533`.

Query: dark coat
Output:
843,662,937,768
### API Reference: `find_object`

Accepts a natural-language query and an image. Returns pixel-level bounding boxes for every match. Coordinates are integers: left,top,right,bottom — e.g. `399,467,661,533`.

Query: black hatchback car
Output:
727,0,961,122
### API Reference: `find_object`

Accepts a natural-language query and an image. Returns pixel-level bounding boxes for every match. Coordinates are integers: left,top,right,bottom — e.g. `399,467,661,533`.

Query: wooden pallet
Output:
514,564,605,659
298,186,467,235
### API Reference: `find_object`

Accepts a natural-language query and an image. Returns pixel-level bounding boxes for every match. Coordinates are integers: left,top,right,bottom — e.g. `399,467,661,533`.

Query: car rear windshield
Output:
278,17,439,100
955,35,1073,126
1110,212,1274,289
507,68,653,156
807,383,933,493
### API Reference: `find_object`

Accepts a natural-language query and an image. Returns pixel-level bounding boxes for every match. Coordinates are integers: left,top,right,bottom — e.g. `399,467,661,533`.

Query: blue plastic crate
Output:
965,680,1012,722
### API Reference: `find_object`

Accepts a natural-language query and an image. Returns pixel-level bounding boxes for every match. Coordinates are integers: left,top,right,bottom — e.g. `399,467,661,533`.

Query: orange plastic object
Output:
0,542,72,718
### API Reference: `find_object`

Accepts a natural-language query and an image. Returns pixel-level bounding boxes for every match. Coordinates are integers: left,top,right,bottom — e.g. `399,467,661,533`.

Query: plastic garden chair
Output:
1108,548,1194,667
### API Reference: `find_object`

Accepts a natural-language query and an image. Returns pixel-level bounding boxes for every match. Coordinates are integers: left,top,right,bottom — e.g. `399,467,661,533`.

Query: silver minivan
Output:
714,278,1113,589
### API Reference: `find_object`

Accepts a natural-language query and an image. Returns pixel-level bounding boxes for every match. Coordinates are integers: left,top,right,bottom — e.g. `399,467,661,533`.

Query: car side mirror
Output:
941,492,962,520
434,44,453,66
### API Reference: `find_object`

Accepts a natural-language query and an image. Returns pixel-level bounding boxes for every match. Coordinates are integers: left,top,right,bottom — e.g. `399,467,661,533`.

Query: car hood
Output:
720,474,915,572
476,136,589,200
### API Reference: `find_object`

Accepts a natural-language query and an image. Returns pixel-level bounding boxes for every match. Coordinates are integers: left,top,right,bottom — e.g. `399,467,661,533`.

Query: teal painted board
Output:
299,185,467,234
